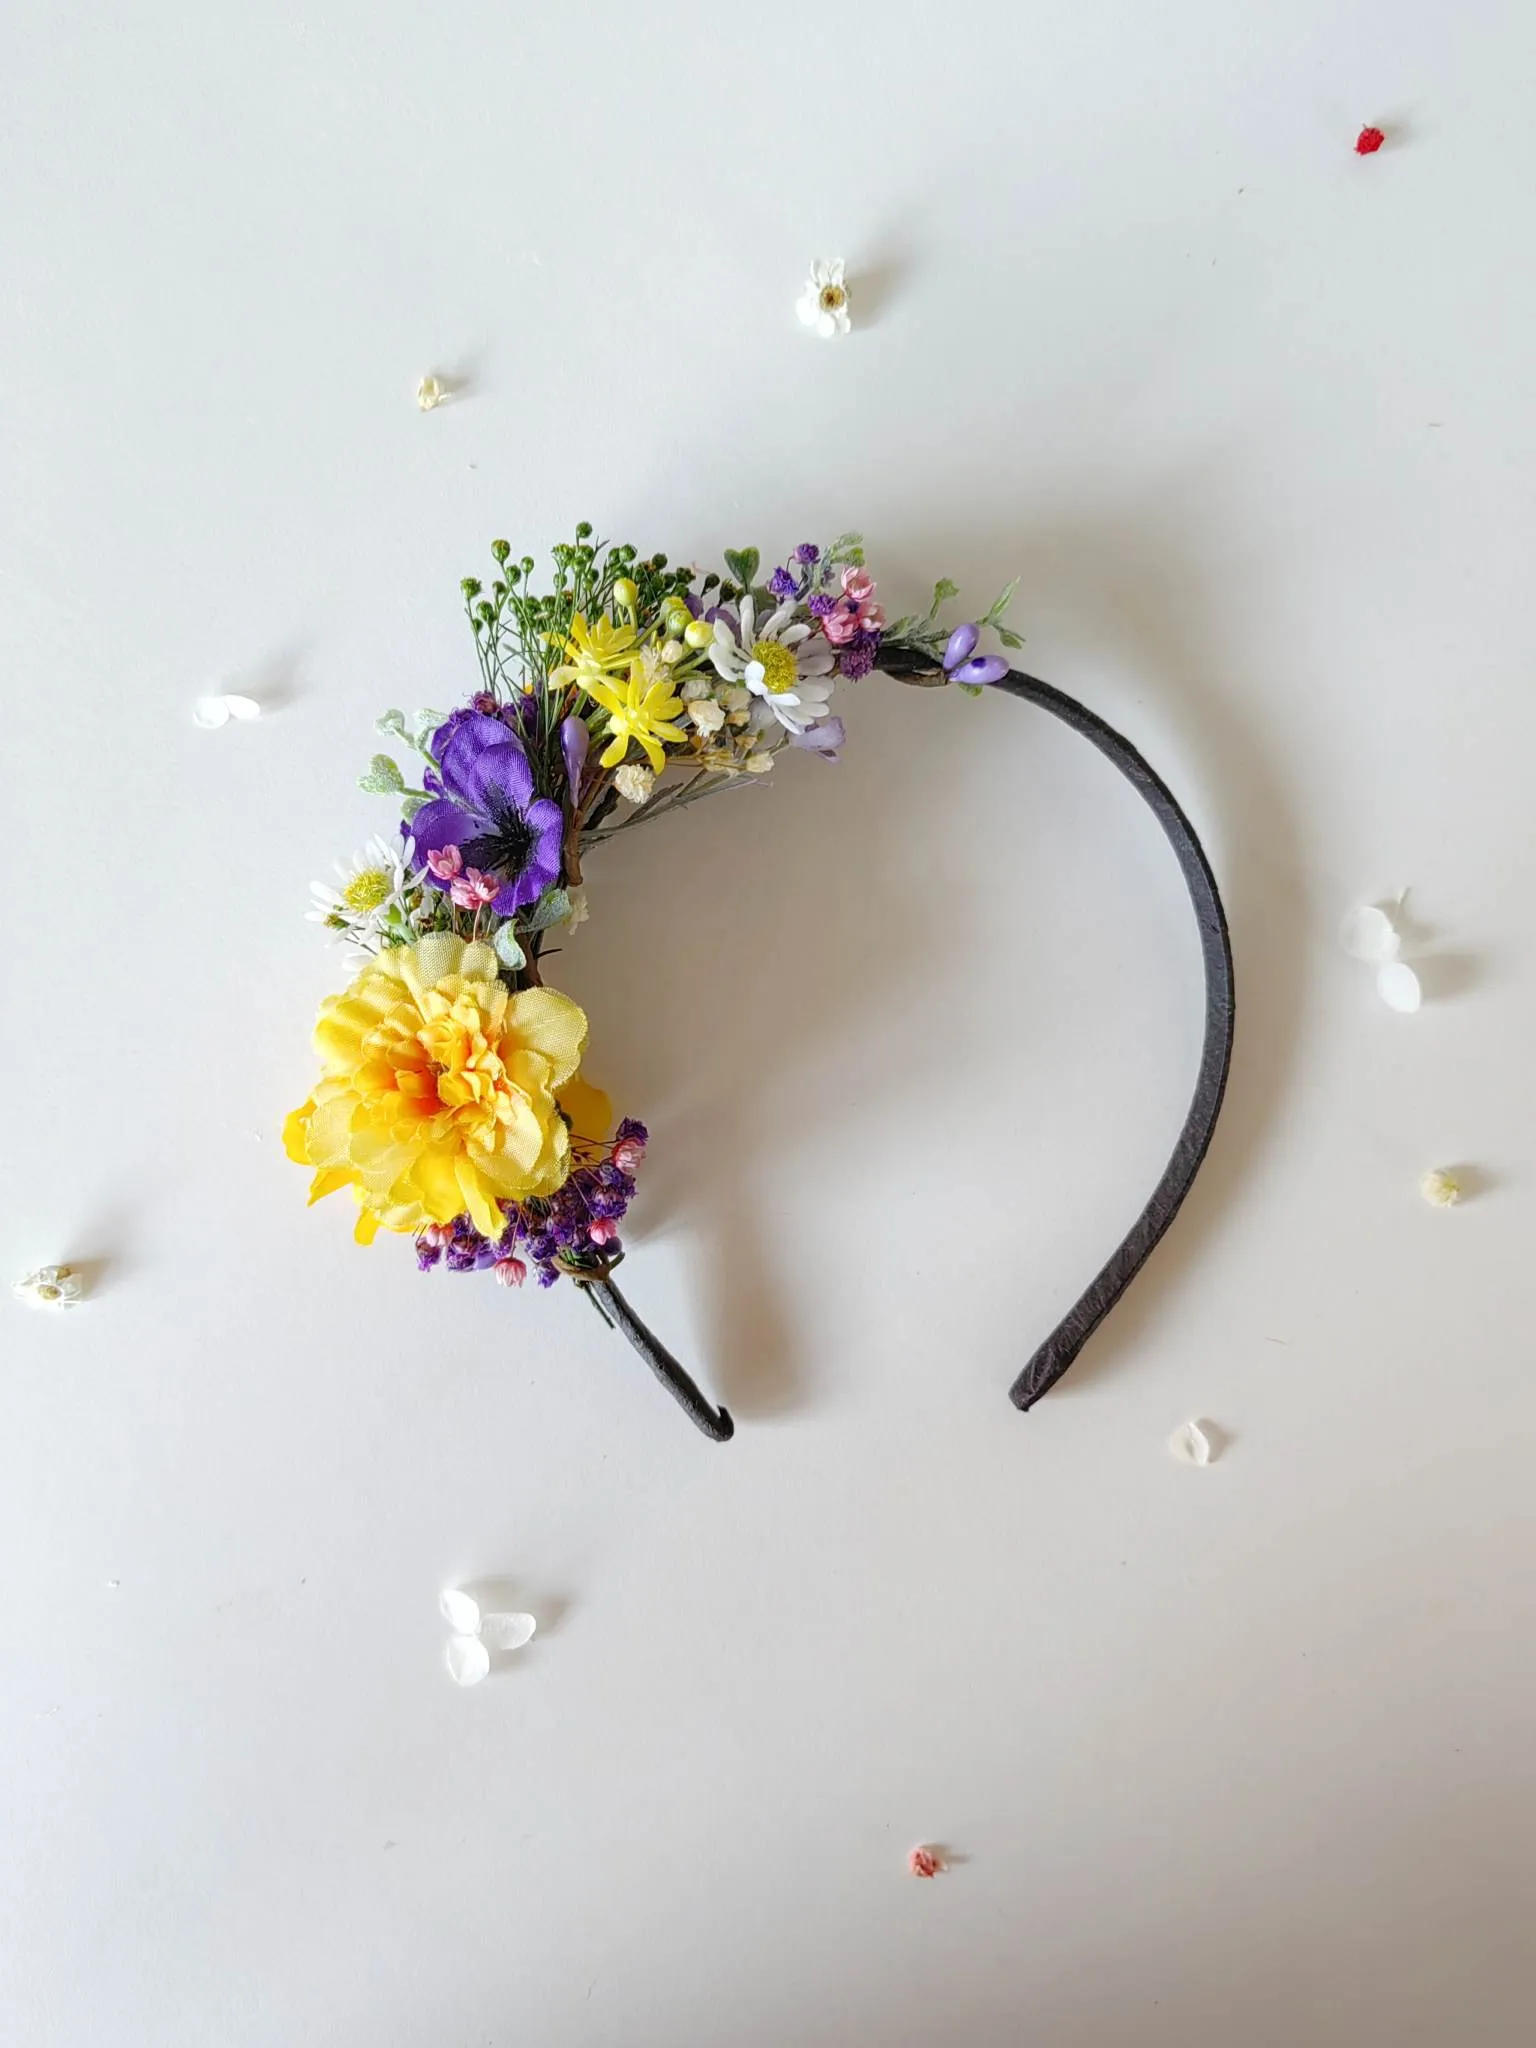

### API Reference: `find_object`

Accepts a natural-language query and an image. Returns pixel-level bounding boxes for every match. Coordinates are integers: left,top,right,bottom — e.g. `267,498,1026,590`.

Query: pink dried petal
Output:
908,1846,945,1879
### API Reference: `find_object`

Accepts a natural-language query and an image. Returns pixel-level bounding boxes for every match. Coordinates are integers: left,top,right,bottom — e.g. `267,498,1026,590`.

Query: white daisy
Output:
708,594,836,736
796,258,851,338
308,835,414,946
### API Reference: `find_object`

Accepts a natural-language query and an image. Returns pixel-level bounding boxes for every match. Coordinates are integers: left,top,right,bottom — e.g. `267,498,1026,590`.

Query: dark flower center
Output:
462,799,536,881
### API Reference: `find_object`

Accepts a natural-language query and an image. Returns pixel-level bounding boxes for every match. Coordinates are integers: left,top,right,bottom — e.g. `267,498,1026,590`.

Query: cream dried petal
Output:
1376,961,1422,1013
445,1635,490,1686
439,1588,480,1633
1169,1419,1221,1466
478,1612,536,1652
1340,905,1401,962
193,693,261,729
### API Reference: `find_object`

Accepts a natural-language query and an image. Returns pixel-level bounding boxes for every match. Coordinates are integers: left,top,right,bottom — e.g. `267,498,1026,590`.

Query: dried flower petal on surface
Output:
192,693,261,729
1168,1419,1222,1466
14,1264,85,1310
1420,1168,1463,1208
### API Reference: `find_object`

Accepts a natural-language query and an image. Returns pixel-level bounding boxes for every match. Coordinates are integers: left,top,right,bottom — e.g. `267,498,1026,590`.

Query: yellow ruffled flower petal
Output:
285,937,596,1241
559,1075,613,1148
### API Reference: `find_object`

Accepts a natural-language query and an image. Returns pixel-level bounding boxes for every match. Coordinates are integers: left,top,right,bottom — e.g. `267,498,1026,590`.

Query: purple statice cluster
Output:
767,542,884,680
414,1119,649,1290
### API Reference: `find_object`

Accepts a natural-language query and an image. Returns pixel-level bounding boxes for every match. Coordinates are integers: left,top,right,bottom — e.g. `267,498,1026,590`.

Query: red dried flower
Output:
1355,126,1386,155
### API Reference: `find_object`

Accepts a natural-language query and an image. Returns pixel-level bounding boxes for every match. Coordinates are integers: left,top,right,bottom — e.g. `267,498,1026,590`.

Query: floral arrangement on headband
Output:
285,529,1023,1432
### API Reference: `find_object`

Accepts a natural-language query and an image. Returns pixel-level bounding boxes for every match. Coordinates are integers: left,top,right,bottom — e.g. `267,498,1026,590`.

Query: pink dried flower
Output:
612,1137,645,1175
425,844,464,881
588,1218,619,1247
821,601,864,646
908,1846,945,1879
449,866,498,909
494,1255,528,1288
841,566,877,604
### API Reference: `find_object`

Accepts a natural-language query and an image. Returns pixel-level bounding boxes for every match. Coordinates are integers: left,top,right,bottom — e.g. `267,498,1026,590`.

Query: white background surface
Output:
4,4,1536,2043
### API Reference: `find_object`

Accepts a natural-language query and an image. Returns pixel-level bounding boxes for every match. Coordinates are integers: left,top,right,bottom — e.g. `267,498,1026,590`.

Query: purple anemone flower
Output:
411,709,563,914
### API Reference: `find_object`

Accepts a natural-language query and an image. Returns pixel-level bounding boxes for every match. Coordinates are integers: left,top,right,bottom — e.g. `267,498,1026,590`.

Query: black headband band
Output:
578,667,1235,1440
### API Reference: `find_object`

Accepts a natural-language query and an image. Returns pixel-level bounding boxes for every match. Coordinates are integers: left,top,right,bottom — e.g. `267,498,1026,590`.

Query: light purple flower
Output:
941,623,1008,686
943,623,979,670
412,710,562,915
789,715,845,760
561,714,590,798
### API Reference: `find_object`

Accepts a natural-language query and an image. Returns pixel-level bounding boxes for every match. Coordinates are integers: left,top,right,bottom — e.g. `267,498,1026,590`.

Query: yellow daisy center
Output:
751,640,799,695
342,867,393,912
819,284,846,312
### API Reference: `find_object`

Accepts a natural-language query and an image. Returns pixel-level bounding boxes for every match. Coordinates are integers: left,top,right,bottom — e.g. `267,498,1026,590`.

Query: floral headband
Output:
288,531,1233,1438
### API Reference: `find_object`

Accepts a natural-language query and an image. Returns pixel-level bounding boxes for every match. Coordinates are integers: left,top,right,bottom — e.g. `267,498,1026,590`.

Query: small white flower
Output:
440,1588,536,1686
614,763,655,804
564,886,590,930
796,258,851,338
687,698,726,737
1420,1168,1462,1208
15,1265,84,1310
192,693,261,729
308,837,416,957
416,374,447,411
709,593,836,735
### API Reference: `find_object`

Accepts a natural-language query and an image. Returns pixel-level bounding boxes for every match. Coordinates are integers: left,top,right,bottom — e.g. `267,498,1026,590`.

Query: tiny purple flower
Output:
836,631,881,680
767,566,798,601
794,543,820,565
807,592,834,618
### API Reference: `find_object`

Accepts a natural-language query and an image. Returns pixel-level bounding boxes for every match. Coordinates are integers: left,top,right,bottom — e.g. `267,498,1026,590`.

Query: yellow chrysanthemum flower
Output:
584,647,688,773
284,933,589,1243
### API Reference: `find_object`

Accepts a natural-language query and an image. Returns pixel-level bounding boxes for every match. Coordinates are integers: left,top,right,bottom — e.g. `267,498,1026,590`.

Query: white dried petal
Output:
478,1612,536,1652
1376,961,1422,1013
445,1635,490,1686
1340,905,1401,962
193,693,261,729
438,1588,480,1633
1420,1168,1462,1207
1169,1419,1221,1466
416,374,446,411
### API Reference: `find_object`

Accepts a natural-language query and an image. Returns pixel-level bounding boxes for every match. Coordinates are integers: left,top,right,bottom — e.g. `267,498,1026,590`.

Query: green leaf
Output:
523,885,571,932
924,577,960,624
723,547,760,591
358,754,405,794
492,924,527,971
955,681,985,698
400,792,428,821
983,576,1020,626
374,708,407,739
996,626,1024,649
